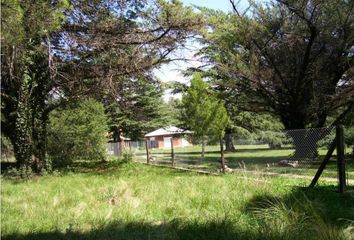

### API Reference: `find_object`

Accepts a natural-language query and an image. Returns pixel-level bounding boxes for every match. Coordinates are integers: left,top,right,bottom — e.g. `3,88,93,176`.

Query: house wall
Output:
147,135,189,148
173,138,181,146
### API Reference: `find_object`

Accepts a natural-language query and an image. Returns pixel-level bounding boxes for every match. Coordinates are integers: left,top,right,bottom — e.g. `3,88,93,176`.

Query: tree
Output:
104,74,178,140
181,74,229,160
1,0,204,172
1,0,69,171
193,1,353,159
182,7,285,151
55,0,204,98
208,0,354,129
47,99,108,166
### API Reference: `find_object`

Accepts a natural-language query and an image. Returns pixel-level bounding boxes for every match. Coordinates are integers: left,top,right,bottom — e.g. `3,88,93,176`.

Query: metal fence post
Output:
336,125,346,193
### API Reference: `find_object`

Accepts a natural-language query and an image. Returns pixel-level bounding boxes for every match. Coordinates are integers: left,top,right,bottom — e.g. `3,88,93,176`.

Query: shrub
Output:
47,99,108,167
4,166,33,180
258,130,287,149
1,134,14,161
120,151,133,164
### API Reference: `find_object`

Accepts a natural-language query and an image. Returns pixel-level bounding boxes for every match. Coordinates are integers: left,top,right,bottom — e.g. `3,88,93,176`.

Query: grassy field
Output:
134,145,354,179
1,161,354,240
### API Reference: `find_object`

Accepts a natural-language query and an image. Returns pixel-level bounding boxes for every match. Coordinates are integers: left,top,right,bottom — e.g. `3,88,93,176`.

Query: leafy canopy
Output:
197,0,354,129
181,74,229,140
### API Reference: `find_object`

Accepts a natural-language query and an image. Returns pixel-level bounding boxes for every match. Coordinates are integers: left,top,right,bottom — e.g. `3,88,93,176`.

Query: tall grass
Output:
249,194,353,240
1,162,353,239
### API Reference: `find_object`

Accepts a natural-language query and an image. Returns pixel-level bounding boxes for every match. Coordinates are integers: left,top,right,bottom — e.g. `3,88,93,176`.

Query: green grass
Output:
134,145,354,179
1,161,354,240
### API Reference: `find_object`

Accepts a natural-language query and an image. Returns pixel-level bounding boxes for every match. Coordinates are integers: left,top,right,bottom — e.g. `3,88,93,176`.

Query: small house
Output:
144,126,192,149
107,133,131,156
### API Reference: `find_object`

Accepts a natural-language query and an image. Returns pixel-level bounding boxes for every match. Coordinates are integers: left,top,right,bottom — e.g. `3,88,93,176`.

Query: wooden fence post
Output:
171,137,175,166
220,137,225,174
336,125,346,193
309,138,336,188
145,140,150,164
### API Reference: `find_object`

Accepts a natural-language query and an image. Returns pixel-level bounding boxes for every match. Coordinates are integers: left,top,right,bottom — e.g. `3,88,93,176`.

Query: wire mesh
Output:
284,126,335,165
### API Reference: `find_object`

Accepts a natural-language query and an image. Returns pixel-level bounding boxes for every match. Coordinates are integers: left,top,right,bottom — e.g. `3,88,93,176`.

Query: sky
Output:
155,0,239,101
182,0,234,12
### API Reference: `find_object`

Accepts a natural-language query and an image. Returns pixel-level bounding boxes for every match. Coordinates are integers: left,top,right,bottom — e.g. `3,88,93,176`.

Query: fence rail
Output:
107,126,353,190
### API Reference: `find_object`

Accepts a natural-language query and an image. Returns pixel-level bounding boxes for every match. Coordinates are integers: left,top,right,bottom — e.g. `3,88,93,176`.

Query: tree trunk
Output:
29,43,52,173
269,143,282,149
31,108,50,172
224,132,236,152
287,129,326,161
112,126,121,142
13,70,32,169
13,38,52,173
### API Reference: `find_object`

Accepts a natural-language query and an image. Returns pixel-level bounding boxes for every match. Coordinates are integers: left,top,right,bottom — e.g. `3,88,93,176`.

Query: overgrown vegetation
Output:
47,99,108,167
1,163,353,240
1,0,203,171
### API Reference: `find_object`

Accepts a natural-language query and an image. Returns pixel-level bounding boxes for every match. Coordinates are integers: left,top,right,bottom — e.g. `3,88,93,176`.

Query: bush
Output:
257,130,287,149
47,99,108,167
120,151,133,164
1,134,14,161
4,166,33,180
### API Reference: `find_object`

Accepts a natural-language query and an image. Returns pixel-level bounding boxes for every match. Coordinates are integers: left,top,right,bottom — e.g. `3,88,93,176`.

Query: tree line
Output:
1,0,353,172
180,0,353,153
1,0,203,171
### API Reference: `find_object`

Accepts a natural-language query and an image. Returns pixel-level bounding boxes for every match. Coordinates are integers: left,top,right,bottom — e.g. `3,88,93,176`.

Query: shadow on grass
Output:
1,219,258,240
153,154,354,172
56,161,209,179
171,156,289,167
158,147,295,155
245,185,354,224
242,185,354,239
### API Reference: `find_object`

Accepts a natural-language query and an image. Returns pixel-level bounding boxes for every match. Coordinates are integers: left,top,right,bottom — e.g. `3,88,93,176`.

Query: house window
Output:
150,137,155,141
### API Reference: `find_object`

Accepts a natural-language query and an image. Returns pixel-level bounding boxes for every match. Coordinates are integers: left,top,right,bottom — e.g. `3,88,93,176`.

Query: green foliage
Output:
47,99,108,166
1,0,70,171
197,1,354,129
2,0,203,172
181,74,229,140
120,151,133,164
224,112,286,147
257,131,287,149
1,0,69,45
345,126,354,146
1,134,14,160
105,76,178,140
343,110,354,147
3,166,34,180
